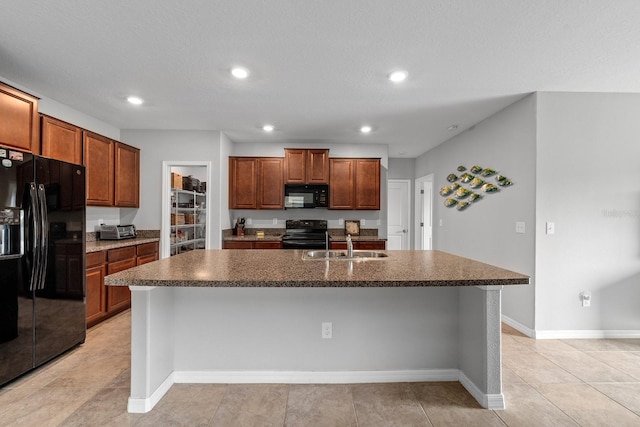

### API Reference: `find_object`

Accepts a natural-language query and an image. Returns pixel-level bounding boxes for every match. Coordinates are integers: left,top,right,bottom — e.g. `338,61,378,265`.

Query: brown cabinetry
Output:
330,240,386,250
223,240,282,249
0,82,39,153
329,158,380,210
229,157,284,209
85,241,158,328
84,132,140,207
284,148,329,184
41,115,82,165
114,142,140,207
86,251,107,328
84,132,114,206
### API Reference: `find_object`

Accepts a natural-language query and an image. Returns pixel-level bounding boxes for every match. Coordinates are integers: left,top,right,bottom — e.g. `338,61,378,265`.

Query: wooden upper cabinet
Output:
354,158,380,210
329,158,380,210
41,115,82,164
229,157,284,209
257,157,284,209
229,157,258,209
329,158,355,209
84,132,114,206
0,82,39,153
114,142,140,207
284,148,329,184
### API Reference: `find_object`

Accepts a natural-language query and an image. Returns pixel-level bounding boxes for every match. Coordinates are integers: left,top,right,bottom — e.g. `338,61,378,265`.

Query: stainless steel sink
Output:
302,250,389,260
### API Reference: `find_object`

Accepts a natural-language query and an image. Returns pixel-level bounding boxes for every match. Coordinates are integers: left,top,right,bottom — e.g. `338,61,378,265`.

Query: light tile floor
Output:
1,312,639,426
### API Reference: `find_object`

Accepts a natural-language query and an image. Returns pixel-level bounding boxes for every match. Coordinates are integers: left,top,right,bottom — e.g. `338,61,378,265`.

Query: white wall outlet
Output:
377,219,381,226
580,291,591,307
546,222,555,235
515,222,526,234
439,219,443,227
360,219,366,226
273,218,278,225
246,218,252,225
321,322,332,339
98,218,104,225
339,218,344,225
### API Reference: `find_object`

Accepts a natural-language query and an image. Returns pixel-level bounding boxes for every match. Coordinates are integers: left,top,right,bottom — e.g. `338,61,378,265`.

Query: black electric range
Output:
281,219,328,250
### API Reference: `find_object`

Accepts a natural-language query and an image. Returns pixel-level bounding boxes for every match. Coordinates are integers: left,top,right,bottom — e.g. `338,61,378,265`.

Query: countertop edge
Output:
86,237,160,253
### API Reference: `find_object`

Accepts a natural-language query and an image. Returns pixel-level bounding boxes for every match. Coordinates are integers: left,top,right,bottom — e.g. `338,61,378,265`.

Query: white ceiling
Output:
1,1,639,158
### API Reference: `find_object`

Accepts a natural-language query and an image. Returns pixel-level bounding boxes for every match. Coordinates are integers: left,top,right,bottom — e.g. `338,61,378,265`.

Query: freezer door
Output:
0,150,35,385
33,157,86,367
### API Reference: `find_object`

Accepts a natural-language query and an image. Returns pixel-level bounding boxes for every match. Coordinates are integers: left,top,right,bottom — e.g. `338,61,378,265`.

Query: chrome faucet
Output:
346,234,353,258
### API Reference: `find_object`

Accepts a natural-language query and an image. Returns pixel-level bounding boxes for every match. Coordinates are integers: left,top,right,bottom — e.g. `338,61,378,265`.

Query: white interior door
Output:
387,179,411,250
415,175,433,250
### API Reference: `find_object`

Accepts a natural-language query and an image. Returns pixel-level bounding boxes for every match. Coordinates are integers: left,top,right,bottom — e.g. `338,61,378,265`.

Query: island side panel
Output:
171,287,459,373
458,285,504,409
128,286,176,413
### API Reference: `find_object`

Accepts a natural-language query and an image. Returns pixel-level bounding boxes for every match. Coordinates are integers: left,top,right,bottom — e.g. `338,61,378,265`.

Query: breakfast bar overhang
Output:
104,249,529,414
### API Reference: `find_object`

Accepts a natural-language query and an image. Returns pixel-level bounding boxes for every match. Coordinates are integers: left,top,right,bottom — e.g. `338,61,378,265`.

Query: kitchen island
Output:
105,249,528,413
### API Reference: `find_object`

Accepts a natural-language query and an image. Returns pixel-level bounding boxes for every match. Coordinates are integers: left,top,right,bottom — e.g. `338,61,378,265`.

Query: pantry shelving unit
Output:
170,188,206,256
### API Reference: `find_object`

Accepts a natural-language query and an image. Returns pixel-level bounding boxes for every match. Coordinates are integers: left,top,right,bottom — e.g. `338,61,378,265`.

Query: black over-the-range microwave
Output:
284,184,329,208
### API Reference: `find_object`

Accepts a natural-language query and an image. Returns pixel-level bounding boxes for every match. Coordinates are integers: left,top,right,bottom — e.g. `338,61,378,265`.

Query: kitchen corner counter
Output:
86,237,160,253
104,249,527,288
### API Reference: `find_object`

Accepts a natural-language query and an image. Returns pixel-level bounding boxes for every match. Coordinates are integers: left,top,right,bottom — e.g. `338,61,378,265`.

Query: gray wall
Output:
120,130,224,248
535,92,640,333
415,95,537,330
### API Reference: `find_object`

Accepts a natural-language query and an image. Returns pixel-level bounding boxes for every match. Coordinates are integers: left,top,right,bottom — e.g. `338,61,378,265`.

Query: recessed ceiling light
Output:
447,124,459,131
262,124,275,132
387,70,408,83
127,96,144,105
360,125,372,134
231,67,249,79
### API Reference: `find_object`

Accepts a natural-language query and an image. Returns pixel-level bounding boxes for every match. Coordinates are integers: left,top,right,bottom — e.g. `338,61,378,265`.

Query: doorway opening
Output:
415,174,433,250
161,161,213,259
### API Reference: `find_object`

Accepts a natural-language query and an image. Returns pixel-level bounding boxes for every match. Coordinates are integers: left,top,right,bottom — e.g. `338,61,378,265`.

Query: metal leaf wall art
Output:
440,165,513,211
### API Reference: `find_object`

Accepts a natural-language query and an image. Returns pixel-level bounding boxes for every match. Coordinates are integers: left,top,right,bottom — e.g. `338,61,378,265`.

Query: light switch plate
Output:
515,222,525,234
546,222,555,235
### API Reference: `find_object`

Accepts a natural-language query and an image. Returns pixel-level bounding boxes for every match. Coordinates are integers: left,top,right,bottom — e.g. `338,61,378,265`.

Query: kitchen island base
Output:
126,285,505,413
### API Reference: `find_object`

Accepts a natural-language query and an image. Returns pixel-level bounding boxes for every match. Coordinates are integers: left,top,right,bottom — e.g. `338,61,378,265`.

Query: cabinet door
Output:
355,241,386,250
229,157,257,209
306,149,329,183
41,115,82,165
258,158,284,209
86,264,107,327
354,159,380,210
84,132,114,206
106,257,136,312
284,149,306,183
114,142,140,207
0,82,39,153
329,159,355,209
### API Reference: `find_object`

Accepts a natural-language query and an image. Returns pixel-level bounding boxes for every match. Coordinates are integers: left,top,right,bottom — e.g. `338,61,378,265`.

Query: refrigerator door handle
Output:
36,184,49,290
28,183,40,292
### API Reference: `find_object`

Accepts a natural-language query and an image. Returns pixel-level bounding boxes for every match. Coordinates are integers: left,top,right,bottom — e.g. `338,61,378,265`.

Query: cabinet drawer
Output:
254,241,282,249
86,250,106,267
137,242,159,256
107,257,137,275
223,241,253,249
107,246,136,263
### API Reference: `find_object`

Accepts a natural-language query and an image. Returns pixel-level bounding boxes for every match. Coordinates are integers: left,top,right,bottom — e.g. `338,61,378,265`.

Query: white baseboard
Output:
501,315,534,337
534,330,640,339
501,315,640,339
458,371,505,410
173,369,460,384
128,373,175,413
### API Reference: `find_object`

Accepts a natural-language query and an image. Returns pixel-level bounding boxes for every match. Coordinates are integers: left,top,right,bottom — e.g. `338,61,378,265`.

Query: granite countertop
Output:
86,237,160,253
104,249,529,288
223,235,284,242
330,235,387,242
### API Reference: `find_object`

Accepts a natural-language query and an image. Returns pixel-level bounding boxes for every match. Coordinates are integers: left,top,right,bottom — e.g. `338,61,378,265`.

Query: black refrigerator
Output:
0,148,86,386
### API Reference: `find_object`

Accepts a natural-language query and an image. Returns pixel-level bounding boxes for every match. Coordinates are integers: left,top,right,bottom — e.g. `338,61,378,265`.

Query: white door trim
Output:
161,161,213,259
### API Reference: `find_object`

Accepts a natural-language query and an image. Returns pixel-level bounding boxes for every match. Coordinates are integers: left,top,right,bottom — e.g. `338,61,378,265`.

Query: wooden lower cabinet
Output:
223,240,282,249
86,251,107,328
86,241,159,328
330,241,386,250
